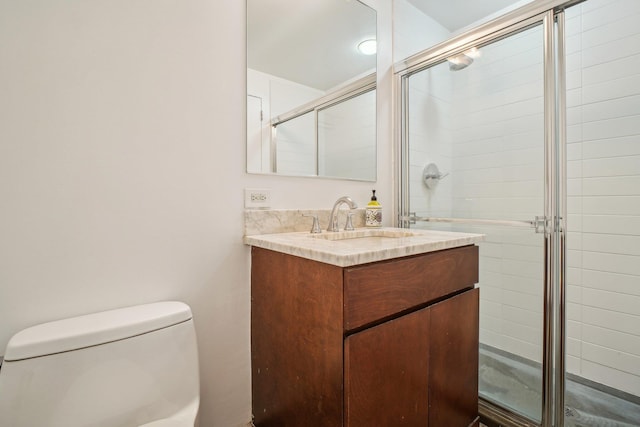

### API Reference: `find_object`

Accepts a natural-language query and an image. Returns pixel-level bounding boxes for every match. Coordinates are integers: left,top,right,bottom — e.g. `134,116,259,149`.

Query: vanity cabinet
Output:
251,244,479,427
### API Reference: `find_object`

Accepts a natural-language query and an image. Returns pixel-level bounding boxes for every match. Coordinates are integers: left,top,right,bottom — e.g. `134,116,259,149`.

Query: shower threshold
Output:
479,345,640,426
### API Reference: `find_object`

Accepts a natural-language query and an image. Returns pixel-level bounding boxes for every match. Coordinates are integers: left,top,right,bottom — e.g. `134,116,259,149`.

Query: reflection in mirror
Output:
246,0,377,181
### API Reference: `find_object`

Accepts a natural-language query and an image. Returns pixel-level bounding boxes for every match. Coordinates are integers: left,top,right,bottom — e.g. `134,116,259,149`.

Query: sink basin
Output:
311,229,418,241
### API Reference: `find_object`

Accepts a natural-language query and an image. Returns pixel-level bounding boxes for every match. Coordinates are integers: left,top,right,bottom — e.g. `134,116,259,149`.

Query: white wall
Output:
393,0,450,62
0,0,393,426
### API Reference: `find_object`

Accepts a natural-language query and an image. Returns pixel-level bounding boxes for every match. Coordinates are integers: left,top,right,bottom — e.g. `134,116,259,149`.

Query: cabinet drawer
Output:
343,245,478,331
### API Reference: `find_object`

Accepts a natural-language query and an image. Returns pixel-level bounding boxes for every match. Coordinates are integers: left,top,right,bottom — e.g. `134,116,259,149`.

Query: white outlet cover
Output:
244,188,271,209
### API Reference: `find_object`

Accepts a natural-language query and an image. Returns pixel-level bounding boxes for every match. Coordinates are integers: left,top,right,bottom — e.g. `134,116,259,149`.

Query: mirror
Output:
246,0,377,181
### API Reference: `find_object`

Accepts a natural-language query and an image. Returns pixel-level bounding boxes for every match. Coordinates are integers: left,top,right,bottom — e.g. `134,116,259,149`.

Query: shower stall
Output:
395,0,640,425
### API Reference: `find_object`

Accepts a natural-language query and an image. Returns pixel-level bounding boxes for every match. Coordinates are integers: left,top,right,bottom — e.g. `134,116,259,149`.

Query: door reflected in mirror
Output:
246,0,377,181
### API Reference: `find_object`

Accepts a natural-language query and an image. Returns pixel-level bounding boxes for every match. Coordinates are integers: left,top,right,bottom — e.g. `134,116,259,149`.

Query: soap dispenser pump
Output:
365,190,382,227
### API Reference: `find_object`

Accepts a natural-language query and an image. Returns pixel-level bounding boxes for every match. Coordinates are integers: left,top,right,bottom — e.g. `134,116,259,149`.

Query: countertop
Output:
244,227,484,267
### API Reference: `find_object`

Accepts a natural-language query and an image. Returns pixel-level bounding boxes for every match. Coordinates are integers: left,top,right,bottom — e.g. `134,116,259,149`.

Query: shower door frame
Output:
393,1,579,426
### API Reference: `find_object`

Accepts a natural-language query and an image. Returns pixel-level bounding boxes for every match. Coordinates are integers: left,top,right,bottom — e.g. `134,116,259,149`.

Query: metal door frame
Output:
393,1,575,425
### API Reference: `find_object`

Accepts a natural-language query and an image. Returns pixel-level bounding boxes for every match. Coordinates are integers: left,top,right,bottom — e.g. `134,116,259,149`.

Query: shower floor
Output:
479,346,640,426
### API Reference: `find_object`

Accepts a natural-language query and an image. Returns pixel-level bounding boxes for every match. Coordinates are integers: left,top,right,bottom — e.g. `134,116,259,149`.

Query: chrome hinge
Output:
398,212,417,225
534,216,550,234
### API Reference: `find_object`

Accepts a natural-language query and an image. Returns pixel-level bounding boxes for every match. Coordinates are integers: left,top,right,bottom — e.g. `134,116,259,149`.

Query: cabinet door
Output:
429,288,479,426
344,307,430,427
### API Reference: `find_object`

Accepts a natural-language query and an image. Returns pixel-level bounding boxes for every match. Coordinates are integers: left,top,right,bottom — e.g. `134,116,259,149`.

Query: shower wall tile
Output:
567,302,582,321
567,355,581,374
582,135,640,158
582,342,640,377
581,0,622,14
502,321,541,348
583,115,640,140
566,106,582,126
566,214,582,232
582,13,640,48
566,69,583,90
583,324,640,358
582,0,640,30
583,287,640,316
582,359,640,397
582,73,640,104
583,306,640,337
583,270,640,296
582,196,640,215
502,164,541,182
582,53,640,85
567,266,583,286
582,251,640,276
568,284,583,305
567,178,582,196
567,232,582,250
583,176,640,196
582,156,640,176
501,334,540,362
582,95,640,123
452,137,503,158
582,214,640,235
567,160,582,179
567,249,582,269
567,196,582,215
567,320,583,343
567,123,582,143
567,88,582,108
566,51,582,74
503,305,540,329
503,289,541,312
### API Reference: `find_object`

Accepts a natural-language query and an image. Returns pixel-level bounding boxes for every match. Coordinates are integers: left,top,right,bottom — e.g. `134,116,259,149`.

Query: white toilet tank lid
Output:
3,301,192,362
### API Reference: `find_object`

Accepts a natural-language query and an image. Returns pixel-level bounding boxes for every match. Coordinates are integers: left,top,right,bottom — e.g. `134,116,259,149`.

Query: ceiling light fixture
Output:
357,39,377,55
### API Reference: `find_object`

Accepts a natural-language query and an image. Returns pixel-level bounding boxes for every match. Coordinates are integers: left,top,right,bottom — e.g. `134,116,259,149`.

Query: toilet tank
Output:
0,301,200,427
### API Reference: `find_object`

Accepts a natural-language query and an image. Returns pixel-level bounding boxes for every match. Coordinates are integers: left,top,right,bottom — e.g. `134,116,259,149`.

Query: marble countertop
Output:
244,227,484,267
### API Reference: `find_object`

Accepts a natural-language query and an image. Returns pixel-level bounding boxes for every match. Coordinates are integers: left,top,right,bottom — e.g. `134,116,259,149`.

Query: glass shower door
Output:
400,22,547,423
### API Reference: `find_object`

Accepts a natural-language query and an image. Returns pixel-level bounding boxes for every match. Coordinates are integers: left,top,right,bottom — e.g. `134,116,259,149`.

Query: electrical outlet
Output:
245,188,271,209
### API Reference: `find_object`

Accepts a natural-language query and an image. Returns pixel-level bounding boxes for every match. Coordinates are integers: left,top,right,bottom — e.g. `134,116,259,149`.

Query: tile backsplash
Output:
244,208,366,236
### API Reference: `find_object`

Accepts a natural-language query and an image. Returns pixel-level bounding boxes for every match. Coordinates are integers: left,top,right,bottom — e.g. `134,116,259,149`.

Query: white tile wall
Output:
570,0,639,396
407,0,640,397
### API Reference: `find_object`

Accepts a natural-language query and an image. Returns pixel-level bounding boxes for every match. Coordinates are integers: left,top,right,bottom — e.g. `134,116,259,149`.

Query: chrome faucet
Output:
327,196,358,232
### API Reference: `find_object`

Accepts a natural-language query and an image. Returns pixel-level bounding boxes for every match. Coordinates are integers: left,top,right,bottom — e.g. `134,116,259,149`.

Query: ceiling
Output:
407,0,529,32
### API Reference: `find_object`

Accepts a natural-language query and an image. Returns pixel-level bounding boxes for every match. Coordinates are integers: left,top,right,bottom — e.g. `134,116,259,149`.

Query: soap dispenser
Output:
365,190,382,227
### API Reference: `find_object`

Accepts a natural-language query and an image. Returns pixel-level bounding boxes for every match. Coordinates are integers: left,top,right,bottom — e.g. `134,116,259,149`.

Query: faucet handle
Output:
302,214,322,234
344,212,355,231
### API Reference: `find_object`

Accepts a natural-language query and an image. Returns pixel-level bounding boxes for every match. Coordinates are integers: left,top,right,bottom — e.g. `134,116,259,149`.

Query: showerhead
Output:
448,54,474,71
447,47,481,71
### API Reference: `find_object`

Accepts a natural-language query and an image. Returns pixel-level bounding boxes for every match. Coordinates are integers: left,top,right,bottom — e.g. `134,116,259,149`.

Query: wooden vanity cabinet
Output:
251,244,479,427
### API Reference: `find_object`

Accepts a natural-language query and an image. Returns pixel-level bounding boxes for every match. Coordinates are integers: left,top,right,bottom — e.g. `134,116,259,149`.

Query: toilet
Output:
0,301,200,427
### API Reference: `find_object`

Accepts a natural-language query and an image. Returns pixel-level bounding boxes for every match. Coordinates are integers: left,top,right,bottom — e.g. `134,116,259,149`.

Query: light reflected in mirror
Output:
246,0,377,181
